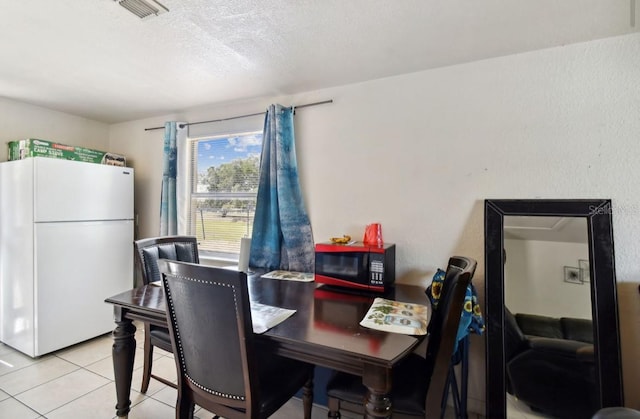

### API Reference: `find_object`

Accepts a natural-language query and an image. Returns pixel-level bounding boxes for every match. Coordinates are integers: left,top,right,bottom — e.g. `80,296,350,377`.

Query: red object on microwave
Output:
363,223,383,246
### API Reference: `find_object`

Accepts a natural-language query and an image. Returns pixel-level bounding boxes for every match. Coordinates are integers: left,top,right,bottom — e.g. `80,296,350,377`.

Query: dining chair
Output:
134,235,200,393
158,259,315,419
439,258,478,419
326,256,477,418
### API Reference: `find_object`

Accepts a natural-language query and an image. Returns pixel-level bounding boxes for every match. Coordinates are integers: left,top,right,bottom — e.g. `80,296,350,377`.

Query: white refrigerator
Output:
0,157,134,357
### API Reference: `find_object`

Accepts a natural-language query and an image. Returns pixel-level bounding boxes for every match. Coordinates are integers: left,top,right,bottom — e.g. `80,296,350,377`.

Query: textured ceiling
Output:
504,216,588,243
0,0,637,123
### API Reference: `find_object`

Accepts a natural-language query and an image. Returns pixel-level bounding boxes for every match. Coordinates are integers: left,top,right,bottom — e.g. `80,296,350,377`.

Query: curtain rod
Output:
144,99,333,131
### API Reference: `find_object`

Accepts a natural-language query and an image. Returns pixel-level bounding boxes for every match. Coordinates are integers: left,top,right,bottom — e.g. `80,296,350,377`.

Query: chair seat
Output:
257,355,315,416
149,326,173,352
327,353,431,416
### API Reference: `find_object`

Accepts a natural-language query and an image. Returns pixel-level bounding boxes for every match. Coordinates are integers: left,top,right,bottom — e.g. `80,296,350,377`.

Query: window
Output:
187,131,263,258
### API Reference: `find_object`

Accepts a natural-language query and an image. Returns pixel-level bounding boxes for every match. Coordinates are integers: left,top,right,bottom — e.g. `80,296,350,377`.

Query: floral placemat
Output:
360,298,429,335
262,270,314,282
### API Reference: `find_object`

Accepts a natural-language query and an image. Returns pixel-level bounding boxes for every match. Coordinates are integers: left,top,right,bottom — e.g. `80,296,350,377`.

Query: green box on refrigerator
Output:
8,138,126,166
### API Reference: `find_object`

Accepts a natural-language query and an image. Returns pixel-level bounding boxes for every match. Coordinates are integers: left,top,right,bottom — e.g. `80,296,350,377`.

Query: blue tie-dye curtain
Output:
160,121,178,235
249,104,314,272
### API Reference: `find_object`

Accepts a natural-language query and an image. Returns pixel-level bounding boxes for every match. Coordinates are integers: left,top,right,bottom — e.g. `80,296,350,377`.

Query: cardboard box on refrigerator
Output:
8,138,126,166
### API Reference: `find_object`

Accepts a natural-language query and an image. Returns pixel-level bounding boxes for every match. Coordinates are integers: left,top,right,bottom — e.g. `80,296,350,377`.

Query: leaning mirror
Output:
485,199,623,419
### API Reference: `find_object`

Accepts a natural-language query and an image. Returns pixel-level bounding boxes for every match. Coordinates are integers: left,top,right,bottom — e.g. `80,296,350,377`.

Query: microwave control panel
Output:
369,253,385,286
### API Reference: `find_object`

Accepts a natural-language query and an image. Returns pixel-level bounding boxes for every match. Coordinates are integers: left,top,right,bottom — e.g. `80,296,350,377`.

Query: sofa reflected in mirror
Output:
504,308,597,418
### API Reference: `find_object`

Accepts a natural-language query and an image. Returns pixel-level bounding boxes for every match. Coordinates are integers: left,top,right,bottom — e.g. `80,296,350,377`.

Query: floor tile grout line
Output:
10,367,111,416
0,364,84,398
3,347,121,397
0,354,49,378
1,393,42,417
1,363,151,418
0,350,101,396
0,351,120,416
0,334,115,378
40,380,119,417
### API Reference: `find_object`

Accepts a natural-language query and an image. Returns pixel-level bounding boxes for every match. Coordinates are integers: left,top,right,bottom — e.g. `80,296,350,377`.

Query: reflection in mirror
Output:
485,200,623,419
504,216,590,319
504,216,596,417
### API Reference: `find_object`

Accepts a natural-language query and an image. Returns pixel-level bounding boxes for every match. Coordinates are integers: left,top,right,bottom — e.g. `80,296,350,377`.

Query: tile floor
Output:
0,322,489,418
0,323,328,419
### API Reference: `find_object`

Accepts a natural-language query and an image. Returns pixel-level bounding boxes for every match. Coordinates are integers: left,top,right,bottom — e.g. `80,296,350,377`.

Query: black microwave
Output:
314,241,396,293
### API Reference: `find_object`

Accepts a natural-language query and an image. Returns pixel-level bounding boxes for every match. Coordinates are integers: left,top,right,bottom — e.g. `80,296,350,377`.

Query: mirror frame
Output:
485,199,623,418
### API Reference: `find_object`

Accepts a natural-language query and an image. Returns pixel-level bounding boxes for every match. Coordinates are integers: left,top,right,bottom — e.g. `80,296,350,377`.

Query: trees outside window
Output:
188,132,262,257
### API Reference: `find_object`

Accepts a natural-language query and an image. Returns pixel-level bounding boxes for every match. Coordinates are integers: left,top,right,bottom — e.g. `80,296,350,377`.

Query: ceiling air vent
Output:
114,0,168,20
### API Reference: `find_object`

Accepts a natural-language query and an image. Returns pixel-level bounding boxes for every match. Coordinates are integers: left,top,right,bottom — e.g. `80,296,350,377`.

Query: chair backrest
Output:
134,236,199,285
424,256,477,415
442,255,476,284
158,259,259,418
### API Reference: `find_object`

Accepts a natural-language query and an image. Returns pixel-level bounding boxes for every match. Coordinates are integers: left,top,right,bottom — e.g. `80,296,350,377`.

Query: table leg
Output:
112,307,136,418
302,377,313,419
363,365,392,419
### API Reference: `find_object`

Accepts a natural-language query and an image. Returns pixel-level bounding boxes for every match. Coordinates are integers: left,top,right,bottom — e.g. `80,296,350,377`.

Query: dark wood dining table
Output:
105,272,430,418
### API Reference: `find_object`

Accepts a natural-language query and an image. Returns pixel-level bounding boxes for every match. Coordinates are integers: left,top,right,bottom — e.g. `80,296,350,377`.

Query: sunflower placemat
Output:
262,270,314,282
359,298,429,335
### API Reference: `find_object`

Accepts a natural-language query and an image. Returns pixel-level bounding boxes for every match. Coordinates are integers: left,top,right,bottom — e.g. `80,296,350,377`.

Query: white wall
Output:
505,238,592,319
0,97,111,161
107,32,640,412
